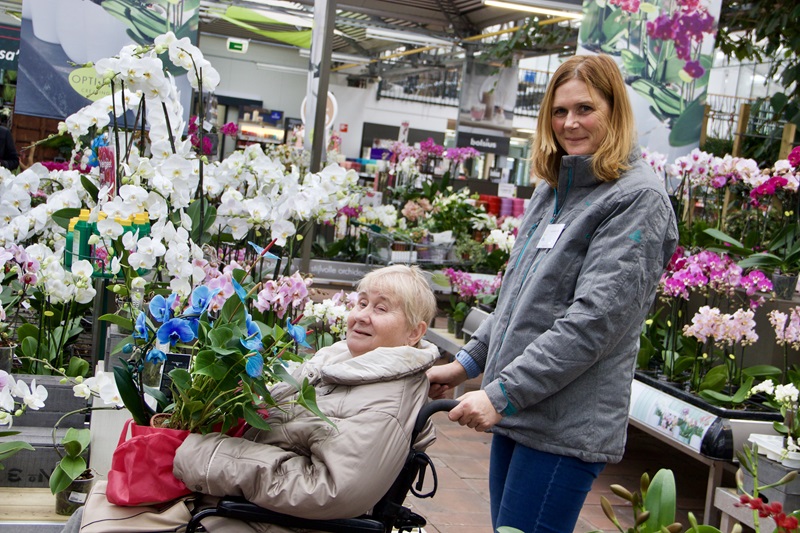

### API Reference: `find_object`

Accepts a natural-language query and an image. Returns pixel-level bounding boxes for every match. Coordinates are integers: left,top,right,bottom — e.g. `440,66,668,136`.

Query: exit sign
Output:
227,38,249,54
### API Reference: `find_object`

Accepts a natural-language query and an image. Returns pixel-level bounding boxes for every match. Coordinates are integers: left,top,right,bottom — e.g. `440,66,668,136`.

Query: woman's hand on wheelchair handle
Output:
450,390,502,432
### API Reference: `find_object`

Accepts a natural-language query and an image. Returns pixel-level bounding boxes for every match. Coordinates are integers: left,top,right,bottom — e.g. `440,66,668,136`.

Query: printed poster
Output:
577,0,723,161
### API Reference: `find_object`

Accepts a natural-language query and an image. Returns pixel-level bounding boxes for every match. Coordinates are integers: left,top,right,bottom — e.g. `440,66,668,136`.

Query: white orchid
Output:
11,378,48,410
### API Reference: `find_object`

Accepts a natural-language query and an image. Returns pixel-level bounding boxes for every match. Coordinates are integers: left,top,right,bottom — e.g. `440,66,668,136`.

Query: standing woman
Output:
428,54,678,532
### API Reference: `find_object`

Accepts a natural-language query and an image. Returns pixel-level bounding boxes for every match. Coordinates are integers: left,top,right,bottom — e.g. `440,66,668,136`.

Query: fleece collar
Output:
304,340,439,386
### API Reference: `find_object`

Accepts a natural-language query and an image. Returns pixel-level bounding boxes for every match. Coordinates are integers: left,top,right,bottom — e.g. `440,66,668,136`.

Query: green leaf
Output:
731,377,755,403
66,356,90,378
742,365,782,378
62,428,91,457
80,175,99,204
186,200,217,244
99,313,134,330
242,403,271,431
209,327,235,351
642,469,676,531
168,368,193,393
113,363,152,426
296,379,336,429
51,208,83,231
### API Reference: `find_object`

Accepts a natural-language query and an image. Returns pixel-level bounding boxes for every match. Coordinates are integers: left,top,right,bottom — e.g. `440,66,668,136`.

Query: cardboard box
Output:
0,427,88,488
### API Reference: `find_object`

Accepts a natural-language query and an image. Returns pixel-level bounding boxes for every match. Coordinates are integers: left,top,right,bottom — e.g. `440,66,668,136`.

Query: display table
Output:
714,487,776,532
0,487,69,530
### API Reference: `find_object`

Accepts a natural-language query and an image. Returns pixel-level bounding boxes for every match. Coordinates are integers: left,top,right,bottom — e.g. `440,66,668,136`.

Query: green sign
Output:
68,67,113,102
0,24,20,71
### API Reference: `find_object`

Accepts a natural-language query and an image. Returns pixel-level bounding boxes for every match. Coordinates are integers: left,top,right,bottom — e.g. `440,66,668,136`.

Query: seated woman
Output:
68,264,440,532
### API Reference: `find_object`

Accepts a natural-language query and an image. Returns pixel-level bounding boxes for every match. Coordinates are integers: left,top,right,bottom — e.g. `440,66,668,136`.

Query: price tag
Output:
536,224,565,249
497,183,517,198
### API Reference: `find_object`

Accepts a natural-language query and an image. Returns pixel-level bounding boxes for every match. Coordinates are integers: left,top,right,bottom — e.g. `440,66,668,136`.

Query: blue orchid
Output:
188,285,221,316
286,318,312,348
248,241,279,260
146,348,167,364
157,317,196,346
149,293,178,323
133,311,149,341
245,351,264,378
241,313,263,351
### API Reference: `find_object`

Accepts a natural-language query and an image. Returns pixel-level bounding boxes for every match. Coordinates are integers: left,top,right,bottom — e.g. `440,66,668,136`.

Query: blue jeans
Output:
489,434,605,533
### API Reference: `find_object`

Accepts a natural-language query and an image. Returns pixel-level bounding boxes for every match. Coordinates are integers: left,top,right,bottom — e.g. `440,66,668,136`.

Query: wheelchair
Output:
186,399,460,533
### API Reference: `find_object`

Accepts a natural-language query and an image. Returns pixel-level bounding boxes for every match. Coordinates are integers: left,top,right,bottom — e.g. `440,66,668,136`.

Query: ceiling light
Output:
255,63,307,75
298,49,371,64
483,0,583,20
365,27,453,48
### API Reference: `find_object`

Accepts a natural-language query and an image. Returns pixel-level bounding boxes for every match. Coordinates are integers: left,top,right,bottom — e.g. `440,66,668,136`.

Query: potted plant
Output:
50,425,93,516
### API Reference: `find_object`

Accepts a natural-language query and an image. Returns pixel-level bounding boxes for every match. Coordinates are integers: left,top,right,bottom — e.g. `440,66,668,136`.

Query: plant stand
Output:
741,453,800,510
630,372,783,526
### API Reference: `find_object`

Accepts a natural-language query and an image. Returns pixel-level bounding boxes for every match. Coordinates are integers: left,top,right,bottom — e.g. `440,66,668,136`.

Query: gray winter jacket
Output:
462,153,678,463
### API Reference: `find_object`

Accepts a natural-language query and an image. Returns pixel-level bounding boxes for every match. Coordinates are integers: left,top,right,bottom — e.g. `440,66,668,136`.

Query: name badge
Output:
536,224,565,249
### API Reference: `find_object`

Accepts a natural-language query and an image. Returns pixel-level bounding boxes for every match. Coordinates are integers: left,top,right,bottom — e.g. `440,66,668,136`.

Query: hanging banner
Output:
577,0,722,161
15,0,199,121
0,24,20,71
456,57,518,156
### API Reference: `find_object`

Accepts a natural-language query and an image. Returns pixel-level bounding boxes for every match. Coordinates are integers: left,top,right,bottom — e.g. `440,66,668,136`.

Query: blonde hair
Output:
357,265,437,329
531,54,636,188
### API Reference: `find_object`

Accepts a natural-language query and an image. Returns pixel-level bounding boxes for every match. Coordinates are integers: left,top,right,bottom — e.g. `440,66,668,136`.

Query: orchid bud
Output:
634,510,650,526
14,409,22,417
610,484,634,502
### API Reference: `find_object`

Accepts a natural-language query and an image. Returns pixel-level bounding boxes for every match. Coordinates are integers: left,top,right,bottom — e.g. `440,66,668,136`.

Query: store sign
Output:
456,131,510,155
0,24,19,71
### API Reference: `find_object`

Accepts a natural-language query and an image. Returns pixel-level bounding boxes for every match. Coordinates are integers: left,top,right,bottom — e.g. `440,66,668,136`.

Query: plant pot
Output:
55,474,95,516
447,316,455,334
142,360,164,388
772,272,798,300
454,320,464,339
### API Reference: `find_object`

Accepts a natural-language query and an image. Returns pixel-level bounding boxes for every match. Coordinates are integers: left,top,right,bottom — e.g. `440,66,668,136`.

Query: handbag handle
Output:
117,418,135,447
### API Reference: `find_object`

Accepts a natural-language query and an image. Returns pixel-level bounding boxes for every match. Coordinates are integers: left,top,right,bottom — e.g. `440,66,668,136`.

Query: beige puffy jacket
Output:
173,339,440,531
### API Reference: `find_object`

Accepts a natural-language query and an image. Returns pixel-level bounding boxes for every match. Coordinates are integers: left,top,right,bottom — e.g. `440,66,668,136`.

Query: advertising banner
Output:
16,0,199,121
0,24,19,71
578,0,722,161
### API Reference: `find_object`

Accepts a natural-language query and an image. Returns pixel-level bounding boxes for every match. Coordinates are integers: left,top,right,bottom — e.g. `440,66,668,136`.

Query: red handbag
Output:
106,419,192,506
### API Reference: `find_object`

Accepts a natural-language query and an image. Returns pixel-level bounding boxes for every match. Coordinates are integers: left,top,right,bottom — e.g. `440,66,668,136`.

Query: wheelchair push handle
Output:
413,399,459,437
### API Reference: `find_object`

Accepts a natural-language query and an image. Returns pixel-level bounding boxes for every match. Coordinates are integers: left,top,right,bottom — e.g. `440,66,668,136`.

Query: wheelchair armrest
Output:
202,497,385,533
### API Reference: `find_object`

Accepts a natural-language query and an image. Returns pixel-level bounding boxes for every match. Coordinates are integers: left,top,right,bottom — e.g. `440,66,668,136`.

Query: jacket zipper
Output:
497,168,573,352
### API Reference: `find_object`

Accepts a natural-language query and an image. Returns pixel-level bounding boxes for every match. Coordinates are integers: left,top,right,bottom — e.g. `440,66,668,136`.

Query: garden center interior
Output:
0,0,799,532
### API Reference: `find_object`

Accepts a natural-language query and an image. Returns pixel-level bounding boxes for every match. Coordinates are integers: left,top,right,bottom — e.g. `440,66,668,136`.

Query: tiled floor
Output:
414,378,717,533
